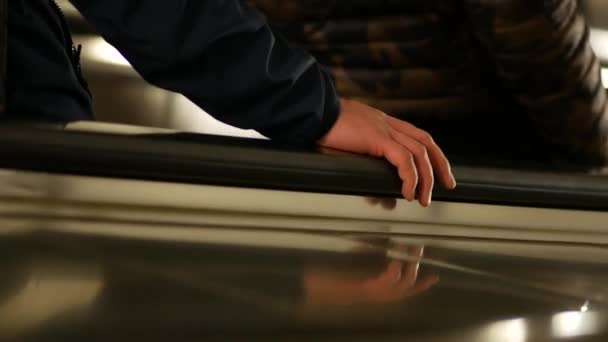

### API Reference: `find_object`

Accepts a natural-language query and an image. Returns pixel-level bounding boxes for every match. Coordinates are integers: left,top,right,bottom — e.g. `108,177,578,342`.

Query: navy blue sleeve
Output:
68,0,340,143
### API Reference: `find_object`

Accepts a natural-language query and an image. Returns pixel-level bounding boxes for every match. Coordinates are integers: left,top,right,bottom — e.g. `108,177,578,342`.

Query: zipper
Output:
48,0,91,97
0,0,7,114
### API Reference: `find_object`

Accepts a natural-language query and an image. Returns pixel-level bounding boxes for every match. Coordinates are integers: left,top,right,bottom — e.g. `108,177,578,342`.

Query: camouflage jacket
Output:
251,0,608,165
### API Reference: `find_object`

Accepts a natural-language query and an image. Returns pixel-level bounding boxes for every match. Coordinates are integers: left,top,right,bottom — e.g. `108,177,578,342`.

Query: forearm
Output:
69,0,339,143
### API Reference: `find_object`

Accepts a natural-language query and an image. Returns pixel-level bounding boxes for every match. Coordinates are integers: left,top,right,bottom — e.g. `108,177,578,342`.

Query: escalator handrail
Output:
0,125,607,211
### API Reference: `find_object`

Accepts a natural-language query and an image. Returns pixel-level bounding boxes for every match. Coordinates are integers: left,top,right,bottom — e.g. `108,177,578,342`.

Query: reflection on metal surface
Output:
434,311,608,342
0,262,102,340
298,246,438,320
1,224,606,340
2,169,608,339
551,310,601,339
583,301,591,313
480,318,527,342
1,169,606,244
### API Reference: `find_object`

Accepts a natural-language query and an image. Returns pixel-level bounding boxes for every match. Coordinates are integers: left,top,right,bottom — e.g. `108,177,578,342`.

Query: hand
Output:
300,246,438,312
319,98,456,206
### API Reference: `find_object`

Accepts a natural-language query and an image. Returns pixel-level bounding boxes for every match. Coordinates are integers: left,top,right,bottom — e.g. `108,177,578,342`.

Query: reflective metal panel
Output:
1,169,608,340
2,169,606,243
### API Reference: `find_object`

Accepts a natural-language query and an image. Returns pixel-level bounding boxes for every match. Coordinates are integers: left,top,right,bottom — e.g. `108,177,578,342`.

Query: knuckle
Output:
397,151,414,168
403,150,415,162
411,144,427,157
418,131,434,145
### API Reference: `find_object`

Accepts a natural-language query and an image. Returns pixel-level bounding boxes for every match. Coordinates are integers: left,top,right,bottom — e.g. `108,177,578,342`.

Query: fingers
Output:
389,128,434,207
361,260,404,296
405,274,440,297
368,262,437,301
381,139,418,201
317,97,454,204
373,260,404,286
386,116,456,189
362,250,437,302
399,246,424,288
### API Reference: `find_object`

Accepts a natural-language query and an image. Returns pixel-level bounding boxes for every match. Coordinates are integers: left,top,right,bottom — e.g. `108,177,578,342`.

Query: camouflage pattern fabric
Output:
250,0,608,165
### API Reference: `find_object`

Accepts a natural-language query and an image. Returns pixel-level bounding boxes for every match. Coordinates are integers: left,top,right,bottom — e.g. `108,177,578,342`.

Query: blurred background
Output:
57,0,608,137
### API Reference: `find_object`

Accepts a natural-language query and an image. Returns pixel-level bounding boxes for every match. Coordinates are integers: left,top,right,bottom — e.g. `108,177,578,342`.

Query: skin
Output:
319,98,457,206
300,246,438,316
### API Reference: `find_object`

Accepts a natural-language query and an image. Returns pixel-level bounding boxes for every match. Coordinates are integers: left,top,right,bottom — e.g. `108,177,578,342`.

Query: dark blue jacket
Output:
6,0,340,143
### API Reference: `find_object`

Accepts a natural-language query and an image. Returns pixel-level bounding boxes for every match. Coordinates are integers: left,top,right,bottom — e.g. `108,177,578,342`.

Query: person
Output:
4,0,456,207
251,0,608,166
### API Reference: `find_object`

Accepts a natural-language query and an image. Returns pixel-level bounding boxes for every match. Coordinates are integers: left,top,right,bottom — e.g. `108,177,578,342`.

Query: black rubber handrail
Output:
0,125,606,211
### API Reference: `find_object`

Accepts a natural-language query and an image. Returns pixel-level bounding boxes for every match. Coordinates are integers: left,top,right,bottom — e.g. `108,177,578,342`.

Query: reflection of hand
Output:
319,98,456,206
353,260,438,303
365,197,398,210
300,247,438,312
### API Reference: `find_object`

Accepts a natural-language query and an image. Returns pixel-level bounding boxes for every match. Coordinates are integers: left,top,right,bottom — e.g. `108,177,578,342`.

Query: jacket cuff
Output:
262,68,341,146
314,70,341,141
